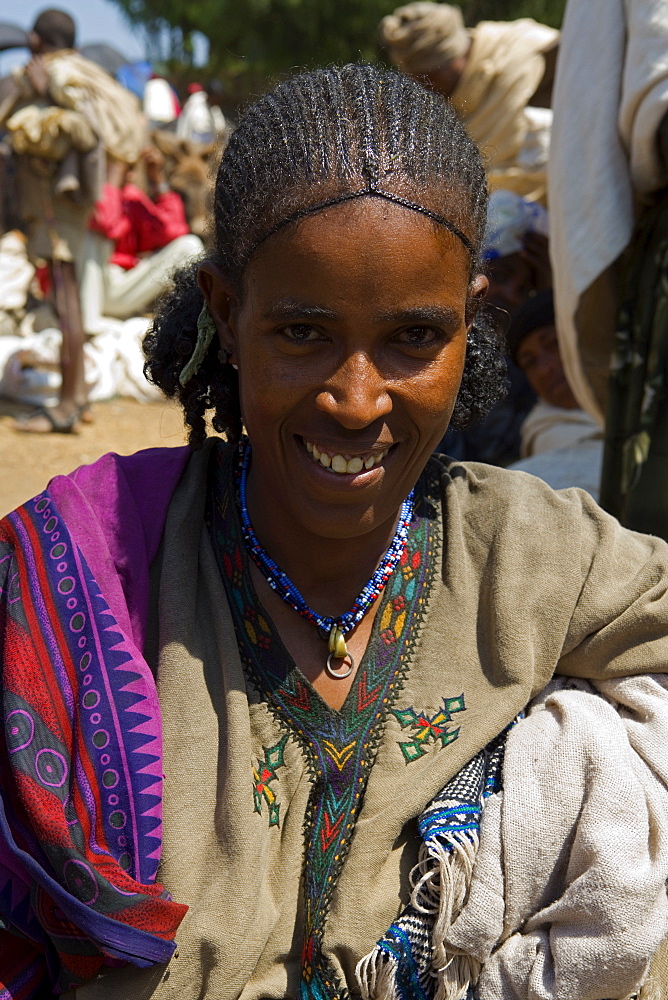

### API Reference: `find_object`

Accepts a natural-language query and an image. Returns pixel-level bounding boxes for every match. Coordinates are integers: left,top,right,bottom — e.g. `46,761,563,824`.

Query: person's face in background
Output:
516,324,579,410
28,31,44,55
486,233,553,317
486,253,534,315
415,54,469,99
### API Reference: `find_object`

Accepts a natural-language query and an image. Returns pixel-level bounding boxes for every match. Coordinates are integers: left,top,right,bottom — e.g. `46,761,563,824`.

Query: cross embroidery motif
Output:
252,735,288,826
393,694,466,763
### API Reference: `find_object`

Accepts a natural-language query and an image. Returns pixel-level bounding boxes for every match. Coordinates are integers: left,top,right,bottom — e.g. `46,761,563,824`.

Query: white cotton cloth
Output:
176,92,216,145
484,189,549,260
444,675,668,1000
78,230,203,334
509,438,604,501
517,401,601,457
549,0,668,423
0,230,34,313
0,317,161,405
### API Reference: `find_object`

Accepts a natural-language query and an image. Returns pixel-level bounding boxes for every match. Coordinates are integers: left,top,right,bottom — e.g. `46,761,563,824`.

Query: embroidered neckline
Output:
205,440,441,1000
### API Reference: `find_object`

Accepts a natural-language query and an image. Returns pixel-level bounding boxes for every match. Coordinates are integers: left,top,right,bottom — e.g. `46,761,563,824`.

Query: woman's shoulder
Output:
0,445,200,653
433,452,598,510
430,452,638,552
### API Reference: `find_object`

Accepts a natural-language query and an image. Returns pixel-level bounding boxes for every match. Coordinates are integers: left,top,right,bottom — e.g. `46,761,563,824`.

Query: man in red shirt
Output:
87,147,202,321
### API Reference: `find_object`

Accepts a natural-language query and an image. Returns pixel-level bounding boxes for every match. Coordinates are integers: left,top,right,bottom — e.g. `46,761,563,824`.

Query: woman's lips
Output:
302,437,391,475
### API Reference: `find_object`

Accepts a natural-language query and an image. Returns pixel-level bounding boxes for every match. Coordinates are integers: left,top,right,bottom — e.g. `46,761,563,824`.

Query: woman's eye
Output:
280,324,322,343
396,326,442,348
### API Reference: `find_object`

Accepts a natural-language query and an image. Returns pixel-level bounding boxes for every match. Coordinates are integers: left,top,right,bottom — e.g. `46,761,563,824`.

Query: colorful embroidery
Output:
253,736,288,826
393,694,466,763
206,443,441,1000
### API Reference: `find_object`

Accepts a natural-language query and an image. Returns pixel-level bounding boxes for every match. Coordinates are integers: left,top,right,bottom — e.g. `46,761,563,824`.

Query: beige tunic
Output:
69,442,668,999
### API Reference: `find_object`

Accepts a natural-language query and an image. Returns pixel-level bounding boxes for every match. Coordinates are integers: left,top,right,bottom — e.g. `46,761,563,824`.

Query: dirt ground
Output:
0,396,189,516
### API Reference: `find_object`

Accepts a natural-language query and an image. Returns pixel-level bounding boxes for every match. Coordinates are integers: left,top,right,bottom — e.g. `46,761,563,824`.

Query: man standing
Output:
549,0,668,538
0,9,143,432
379,2,558,203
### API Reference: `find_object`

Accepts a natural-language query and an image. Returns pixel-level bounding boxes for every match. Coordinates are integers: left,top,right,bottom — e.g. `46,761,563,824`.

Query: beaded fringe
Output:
355,829,481,1000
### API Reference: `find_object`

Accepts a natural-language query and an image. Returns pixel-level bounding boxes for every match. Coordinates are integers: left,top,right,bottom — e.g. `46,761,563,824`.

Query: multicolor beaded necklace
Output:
237,440,414,679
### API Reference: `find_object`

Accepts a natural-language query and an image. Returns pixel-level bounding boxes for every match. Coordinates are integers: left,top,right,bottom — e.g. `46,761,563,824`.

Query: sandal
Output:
13,406,80,434
78,404,94,425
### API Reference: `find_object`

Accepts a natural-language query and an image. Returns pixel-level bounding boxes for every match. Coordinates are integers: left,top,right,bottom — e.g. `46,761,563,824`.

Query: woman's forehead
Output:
240,197,473,300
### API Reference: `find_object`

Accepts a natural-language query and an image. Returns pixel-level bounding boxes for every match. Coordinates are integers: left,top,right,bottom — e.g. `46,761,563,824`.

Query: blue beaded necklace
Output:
237,439,414,679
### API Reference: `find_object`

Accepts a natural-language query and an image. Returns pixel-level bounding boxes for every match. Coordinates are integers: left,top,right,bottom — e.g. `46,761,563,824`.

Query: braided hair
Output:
144,63,507,447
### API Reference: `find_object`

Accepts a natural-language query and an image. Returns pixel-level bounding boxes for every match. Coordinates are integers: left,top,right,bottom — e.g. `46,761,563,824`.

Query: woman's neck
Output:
244,470,404,619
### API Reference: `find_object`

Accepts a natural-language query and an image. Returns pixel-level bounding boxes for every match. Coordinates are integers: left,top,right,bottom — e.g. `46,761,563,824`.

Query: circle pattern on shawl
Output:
6,708,35,752
36,748,68,787
103,768,119,788
82,689,100,709
92,729,110,749
70,612,85,632
64,859,100,905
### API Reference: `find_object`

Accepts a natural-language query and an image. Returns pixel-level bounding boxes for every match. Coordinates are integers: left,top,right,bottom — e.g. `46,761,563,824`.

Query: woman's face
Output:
204,197,484,541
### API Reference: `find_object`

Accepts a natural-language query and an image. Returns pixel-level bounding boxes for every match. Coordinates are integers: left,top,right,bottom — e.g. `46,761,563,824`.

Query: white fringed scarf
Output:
357,675,668,1000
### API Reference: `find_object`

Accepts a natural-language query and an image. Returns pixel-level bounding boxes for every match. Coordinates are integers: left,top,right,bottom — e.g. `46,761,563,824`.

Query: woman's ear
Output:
197,262,240,364
465,273,489,328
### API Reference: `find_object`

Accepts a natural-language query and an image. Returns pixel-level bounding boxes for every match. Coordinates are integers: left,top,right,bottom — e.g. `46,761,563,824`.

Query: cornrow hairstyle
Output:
144,63,507,447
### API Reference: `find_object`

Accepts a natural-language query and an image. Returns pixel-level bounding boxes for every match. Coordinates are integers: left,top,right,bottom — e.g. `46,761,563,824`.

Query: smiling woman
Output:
1,64,668,1000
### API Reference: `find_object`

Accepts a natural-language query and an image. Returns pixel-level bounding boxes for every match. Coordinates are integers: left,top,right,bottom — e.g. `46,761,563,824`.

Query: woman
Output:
0,65,667,1000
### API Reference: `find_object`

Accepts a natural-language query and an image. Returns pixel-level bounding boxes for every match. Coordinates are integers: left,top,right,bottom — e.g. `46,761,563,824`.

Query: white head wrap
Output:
379,2,470,75
483,189,549,260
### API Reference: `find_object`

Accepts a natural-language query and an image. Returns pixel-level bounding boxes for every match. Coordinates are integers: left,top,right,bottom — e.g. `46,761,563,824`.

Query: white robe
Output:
548,0,668,424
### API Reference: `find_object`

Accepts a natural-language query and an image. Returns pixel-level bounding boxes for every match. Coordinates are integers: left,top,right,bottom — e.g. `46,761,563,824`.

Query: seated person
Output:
509,290,603,498
438,189,549,464
484,188,551,314
85,147,203,324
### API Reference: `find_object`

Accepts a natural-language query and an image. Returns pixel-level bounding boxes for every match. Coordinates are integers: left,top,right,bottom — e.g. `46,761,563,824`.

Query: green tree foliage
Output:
108,0,566,100
461,0,565,27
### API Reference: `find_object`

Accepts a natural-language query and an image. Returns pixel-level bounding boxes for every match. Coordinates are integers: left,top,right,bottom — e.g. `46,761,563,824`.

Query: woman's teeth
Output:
304,440,388,474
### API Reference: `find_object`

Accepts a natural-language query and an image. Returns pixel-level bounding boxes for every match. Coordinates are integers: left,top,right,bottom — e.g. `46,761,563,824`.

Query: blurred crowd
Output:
0,8,227,432
380,0,668,539
1,0,667,536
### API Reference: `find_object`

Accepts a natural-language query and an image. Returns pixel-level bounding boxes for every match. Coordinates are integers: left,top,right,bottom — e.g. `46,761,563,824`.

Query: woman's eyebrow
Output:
376,306,460,325
263,298,338,321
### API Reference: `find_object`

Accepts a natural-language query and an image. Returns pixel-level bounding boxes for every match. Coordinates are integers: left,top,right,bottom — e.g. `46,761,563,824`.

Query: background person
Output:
508,290,603,498
0,7,143,432
379,1,558,202
549,0,668,537
84,147,203,327
439,189,551,465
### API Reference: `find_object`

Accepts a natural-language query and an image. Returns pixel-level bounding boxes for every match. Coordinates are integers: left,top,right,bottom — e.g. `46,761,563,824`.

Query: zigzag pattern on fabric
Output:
206,442,442,1000
0,492,187,996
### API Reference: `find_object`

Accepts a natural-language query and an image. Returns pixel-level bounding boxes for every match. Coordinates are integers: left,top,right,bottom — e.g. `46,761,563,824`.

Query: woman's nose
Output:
316,352,393,429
